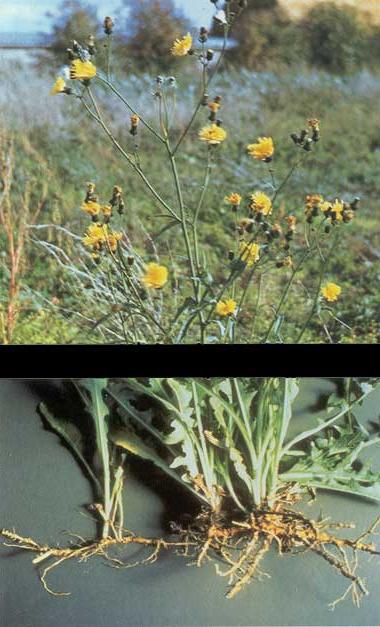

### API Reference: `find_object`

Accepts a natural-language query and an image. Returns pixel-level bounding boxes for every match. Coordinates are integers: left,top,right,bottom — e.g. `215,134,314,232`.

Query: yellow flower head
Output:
225,193,242,206
215,299,237,317
83,223,106,250
171,33,193,57
208,101,221,113
249,191,272,216
238,218,254,231
101,204,113,217
321,282,341,302
82,223,121,252
308,118,320,132
320,199,344,221
320,201,332,213
239,241,260,267
247,137,274,161
306,194,323,210
107,230,123,252
285,215,297,231
70,59,97,80
81,200,101,216
199,124,227,145
142,262,168,289
50,76,66,95
330,199,344,221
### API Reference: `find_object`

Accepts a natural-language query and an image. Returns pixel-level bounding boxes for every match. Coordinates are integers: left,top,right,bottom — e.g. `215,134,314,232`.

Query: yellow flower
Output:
50,76,66,95
101,204,113,217
83,223,106,250
215,299,237,317
239,241,260,267
247,137,274,161
285,215,297,231
320,199,344,221
81,200,101,216
208,101,221,113
306,194,323,210
82,224,122,252
70,59,97,80
249,191,272,216
225,193,242,206
199,124,227,145
321,282,342,302
107,230,123,252
320,201,332,214
308,118,320,132
330,199,344,221
171,33,193,57
142,263,168,289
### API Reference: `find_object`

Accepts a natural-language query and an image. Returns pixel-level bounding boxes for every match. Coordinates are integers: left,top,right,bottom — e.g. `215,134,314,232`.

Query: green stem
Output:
296,232,337,344
83,89,180,222
165,139,205,342
263,249,310,343
97,76,165,143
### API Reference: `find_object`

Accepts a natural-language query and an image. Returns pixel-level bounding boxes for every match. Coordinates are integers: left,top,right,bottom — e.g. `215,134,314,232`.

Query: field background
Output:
0,0,379,343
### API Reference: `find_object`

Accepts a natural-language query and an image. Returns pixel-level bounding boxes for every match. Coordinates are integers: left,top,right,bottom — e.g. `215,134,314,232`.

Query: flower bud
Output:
104,16,114,35
130,114,140,136
199,27,208,43
87,35,96,55
303,138,313,152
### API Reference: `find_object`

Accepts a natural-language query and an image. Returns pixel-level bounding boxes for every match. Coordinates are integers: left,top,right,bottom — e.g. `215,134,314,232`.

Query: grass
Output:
1,58,379,343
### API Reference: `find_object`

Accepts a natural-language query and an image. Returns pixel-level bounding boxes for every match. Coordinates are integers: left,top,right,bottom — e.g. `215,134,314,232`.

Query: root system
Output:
2,501,379,606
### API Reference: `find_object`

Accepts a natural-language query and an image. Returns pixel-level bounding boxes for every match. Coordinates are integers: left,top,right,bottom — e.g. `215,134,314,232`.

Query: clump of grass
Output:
2,378,380,605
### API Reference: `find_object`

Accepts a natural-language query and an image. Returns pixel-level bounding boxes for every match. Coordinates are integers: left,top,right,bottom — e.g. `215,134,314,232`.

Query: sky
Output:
0,0,214,33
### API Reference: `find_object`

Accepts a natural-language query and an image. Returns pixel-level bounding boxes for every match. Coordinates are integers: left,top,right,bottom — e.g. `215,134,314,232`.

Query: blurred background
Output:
0,0,379,344
1,0,380,72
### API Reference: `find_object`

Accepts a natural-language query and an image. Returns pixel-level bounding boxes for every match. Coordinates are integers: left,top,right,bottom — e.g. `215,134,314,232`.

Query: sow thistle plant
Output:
2,378,380,606
40,1,366,344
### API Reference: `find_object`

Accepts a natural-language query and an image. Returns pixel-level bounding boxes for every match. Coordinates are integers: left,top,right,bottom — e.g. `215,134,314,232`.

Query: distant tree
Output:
120,0,191,72
45,0,100,64
226,0,301,70
301,2,367,73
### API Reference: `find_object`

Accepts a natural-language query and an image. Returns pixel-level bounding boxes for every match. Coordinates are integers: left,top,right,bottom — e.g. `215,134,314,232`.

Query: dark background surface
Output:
1,379,380,627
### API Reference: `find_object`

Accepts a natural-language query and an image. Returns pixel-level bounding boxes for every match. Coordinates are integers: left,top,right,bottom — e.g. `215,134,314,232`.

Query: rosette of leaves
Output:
107,377,380,514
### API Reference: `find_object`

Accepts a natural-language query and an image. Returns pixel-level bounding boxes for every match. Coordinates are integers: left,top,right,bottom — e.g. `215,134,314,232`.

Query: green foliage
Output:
226,0,377,73
301,2,369,73
228,4,298,69
44,0,100,66
117,0,191,72
109,378,380,509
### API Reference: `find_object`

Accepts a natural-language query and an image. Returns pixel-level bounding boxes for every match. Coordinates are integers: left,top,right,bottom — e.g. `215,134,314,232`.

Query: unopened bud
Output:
199,26,208,43
303,138,313,152
104,16,114,35
87,34,96,55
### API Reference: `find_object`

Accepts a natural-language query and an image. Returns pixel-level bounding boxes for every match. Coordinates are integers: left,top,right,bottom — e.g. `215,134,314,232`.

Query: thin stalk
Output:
82,89,180,223
164,139,205,342
172,27,229,156
193,148,212,273
263,249,311,343
271,153,306,206
296,232,337,344
106,34,112,81
97,76,165,143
